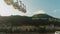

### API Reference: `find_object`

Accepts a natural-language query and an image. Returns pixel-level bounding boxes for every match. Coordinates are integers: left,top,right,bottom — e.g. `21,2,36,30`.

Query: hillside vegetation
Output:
0,14,60,32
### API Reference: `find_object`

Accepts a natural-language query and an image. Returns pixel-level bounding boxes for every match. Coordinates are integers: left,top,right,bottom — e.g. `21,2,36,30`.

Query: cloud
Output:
34,10,45,14
53,9,60,13
54,10,57,13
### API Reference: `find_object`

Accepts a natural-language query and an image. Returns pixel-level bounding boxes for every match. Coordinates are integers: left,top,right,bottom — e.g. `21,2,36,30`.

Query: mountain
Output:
0,14,60,26
32,14,53,18
0,15,32,26
31,14,60,26
0,14,60,32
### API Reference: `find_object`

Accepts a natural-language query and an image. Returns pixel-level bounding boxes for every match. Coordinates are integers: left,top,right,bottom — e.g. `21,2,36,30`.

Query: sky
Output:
0,0,60,18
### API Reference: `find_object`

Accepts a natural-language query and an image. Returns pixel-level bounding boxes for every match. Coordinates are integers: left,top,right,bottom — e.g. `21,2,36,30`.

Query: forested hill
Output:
0,14,60,26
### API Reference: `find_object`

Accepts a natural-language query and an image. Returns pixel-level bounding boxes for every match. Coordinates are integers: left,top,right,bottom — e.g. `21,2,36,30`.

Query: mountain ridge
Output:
0,14,60,26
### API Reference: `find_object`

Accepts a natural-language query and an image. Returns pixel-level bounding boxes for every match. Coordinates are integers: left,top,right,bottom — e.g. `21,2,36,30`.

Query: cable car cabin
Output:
4,0,13,5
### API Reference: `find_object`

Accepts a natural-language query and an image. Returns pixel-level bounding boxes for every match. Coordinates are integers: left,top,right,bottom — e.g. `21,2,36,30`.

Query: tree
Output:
4,0,26,13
